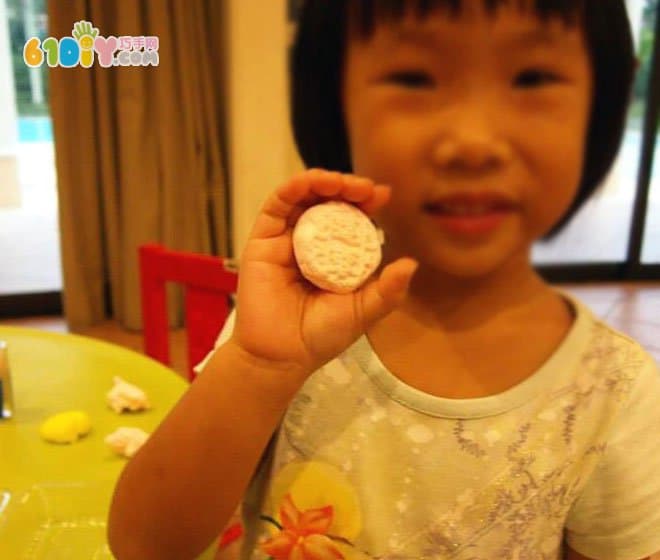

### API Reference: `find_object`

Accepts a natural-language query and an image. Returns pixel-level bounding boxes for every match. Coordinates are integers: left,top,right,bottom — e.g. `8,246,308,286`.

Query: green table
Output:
0,327,216,558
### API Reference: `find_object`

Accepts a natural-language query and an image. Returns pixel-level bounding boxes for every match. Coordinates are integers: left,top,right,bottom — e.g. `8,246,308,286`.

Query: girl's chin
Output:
411,250,532,283
382,236,532,282
421,263,506,282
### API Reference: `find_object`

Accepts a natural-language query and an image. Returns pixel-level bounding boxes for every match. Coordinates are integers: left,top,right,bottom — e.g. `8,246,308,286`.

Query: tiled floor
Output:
1,282,659,372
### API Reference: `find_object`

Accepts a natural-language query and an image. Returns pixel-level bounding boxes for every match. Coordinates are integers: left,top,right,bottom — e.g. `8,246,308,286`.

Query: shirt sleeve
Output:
564,350,660,560
193,308,237,374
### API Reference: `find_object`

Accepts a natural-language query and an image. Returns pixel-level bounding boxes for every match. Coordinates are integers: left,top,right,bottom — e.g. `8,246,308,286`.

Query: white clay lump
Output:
105,427,150,458
106,376,150,413
293,201,383,294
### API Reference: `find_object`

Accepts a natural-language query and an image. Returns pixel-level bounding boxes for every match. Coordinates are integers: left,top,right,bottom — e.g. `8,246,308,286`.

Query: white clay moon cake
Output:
292,201,383,294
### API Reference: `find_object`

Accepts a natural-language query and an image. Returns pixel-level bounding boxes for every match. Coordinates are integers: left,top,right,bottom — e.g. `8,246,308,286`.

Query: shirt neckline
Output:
350,290,592,419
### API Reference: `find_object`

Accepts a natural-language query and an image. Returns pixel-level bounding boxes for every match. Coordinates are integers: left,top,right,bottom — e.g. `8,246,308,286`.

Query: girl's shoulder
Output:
560,290,659,414
563,290,656,368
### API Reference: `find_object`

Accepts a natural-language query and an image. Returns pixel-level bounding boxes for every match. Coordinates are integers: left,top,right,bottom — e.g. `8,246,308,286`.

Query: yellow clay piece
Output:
39,410,92,444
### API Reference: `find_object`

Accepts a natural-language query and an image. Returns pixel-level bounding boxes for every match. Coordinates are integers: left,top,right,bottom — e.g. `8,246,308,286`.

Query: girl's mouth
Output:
423,196,517,236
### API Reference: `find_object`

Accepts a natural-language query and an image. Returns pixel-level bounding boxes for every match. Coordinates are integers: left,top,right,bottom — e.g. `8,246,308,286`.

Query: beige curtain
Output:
47,0,230,331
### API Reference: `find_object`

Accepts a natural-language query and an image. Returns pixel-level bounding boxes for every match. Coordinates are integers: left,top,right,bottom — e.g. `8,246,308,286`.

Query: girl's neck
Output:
402,250,557,329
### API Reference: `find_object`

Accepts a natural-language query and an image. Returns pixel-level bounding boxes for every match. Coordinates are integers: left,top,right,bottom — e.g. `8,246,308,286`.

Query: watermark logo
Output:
23,20,159,68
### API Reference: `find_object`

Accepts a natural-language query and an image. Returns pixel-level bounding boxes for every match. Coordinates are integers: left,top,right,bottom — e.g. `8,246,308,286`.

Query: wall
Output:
0,0,20,207
224,0,303,258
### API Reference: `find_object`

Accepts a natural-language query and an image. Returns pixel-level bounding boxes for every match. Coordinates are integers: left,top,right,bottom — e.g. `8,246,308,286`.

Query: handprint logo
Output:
72,20,99,67
23,19,158,69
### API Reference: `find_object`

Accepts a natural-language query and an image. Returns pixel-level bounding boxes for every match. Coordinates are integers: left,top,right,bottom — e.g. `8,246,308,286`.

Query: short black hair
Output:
289,0,636,237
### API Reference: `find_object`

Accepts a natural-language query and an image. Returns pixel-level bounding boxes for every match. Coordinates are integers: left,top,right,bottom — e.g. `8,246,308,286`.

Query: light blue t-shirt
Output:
202,295,660,560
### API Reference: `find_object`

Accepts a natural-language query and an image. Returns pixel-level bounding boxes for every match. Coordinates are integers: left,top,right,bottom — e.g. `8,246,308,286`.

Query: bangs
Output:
348,0,586,36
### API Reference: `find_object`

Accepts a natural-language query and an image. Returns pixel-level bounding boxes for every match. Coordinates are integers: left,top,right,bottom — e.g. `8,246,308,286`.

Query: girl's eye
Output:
514,69,559,88
386,71,434,88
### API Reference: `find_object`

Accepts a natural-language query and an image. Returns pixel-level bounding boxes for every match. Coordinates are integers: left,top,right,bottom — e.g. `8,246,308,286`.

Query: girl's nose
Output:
430,115,512,171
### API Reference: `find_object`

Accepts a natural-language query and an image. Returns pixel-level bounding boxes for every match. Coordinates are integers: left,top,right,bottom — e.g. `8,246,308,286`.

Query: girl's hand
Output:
231,168,418,378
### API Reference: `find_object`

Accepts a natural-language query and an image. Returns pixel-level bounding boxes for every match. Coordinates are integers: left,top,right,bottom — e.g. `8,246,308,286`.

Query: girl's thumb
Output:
359,258,418,328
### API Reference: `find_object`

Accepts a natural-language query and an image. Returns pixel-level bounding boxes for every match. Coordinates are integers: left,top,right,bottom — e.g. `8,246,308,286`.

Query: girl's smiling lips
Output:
423,192,519,236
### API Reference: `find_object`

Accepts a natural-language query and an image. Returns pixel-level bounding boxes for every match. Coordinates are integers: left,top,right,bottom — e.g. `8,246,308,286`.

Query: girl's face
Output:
342,3,593,280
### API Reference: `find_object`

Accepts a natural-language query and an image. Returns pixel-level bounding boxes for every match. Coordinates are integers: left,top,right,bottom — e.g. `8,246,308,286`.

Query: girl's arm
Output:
107,340,305,559
107,169,417,559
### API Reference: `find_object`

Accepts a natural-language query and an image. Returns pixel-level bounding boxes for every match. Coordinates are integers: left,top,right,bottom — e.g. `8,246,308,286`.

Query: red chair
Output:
138,243,239,381
138,243,244,550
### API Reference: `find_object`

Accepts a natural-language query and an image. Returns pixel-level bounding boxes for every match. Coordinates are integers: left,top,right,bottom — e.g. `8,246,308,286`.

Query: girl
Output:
109,1,660,559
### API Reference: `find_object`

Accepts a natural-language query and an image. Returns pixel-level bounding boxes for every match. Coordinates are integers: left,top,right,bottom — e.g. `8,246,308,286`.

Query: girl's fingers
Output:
251,169,386,240
335,175,377,202
291,185,390,222
284,171,382,210
280,169,345,204
357,258,419,328
358,184,391,216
